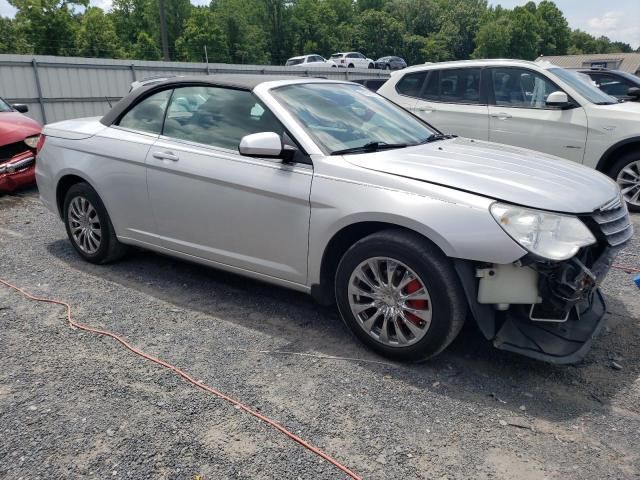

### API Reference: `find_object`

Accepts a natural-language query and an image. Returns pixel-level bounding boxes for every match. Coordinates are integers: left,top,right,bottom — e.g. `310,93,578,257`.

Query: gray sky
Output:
1,0,638,49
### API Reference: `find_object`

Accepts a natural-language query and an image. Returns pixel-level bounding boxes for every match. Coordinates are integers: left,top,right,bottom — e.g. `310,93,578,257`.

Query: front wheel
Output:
63,182,127,264
335,230,467,362
608,151,640,212
368,63,374,69
347,63,354,68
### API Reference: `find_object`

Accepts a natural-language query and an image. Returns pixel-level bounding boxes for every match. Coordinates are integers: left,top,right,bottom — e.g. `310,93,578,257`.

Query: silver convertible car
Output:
36,76,633,363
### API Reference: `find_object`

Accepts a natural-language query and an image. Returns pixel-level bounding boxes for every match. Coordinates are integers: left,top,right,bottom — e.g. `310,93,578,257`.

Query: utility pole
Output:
204,45,210,74
159,0,170,61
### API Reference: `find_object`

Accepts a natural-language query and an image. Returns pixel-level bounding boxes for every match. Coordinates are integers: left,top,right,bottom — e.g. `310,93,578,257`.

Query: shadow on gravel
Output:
46,238,639,423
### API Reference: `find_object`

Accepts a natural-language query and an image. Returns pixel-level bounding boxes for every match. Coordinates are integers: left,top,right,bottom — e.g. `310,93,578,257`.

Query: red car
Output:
0,97,41,193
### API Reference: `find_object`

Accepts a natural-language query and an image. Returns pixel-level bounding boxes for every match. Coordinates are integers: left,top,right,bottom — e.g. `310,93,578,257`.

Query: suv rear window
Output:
396,72,427,98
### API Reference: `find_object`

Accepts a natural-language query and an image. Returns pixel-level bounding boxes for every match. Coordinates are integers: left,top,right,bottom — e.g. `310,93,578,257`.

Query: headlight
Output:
24,135,39,149
490,202,596,261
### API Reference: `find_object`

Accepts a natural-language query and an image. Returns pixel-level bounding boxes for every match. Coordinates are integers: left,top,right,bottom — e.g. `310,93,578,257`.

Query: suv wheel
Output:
347,63,354,68
335,230,466,362
608,151,640,212
368,63,374,69
63,182,128,264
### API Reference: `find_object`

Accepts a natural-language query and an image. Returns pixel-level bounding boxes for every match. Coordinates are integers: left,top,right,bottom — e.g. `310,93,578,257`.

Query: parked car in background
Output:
0,97,41,193
351,78,388,91
378,59,640,210
329,52,374,69
375,56,407,70
36,75,632,364
285,54,337,68
576,68,640,102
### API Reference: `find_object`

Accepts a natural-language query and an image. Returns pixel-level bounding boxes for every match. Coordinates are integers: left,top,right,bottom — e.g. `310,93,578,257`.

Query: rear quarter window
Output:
395,72,427,98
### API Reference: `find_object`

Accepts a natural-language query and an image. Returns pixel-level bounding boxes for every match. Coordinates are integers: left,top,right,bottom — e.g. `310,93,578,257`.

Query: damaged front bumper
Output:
0,151,36,193
456,199,634,364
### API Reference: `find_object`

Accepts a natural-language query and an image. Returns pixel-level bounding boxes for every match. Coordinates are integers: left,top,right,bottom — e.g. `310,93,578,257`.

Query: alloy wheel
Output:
68,196,102,254
347,257,432,347
617,159,640,207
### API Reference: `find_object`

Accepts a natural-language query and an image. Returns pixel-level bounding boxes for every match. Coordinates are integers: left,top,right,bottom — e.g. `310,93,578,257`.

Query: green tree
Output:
145,0,191,60
509,5,542,59
0,17,25,53
8,0,88,55
175,7,228,62
535,0,570,55
354,9,404,60
472,15,512,58
110,0,152,51
75,7,124,58
130,31,161,60
214,0,269,64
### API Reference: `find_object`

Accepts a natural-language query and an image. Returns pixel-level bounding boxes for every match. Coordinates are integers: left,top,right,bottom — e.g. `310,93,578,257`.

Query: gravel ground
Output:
1,187,639,480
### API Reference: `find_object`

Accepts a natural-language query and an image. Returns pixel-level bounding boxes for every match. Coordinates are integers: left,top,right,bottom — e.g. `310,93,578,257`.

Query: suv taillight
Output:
36,134,46,155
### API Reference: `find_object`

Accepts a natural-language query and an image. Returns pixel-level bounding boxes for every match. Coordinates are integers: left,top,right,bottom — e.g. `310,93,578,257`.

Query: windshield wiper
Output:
330,141,408,155
414,133,458,145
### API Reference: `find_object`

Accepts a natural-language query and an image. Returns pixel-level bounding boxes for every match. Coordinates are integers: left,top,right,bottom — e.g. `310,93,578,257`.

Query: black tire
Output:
385,64,391,70
348,63,354,68
335,230,467,362
607,151,640,212
368,63,374,69
63,182,127,264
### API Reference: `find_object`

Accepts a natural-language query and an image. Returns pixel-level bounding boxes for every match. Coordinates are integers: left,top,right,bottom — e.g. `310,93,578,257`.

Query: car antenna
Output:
105,97,113,108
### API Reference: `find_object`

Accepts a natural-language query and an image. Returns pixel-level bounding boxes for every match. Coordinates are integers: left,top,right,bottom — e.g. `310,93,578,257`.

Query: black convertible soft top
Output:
100,74,303,126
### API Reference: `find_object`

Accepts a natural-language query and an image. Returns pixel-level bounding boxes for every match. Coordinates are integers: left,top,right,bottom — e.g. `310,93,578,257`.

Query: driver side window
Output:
162,86,284,151
491,68,560,109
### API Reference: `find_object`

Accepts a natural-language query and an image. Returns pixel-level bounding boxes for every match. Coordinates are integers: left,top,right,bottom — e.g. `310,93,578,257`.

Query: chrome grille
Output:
591,196,634,247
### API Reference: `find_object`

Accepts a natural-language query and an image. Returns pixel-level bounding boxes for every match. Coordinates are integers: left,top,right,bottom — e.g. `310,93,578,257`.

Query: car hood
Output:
0,112,41,147
343,137,619,214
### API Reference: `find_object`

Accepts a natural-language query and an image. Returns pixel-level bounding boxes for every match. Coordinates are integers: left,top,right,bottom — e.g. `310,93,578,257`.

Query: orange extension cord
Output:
0,278,363,480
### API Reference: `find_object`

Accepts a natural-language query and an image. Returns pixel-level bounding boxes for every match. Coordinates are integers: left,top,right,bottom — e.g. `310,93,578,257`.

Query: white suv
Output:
378,59,640,210
330,52,374,69
285,54,337,68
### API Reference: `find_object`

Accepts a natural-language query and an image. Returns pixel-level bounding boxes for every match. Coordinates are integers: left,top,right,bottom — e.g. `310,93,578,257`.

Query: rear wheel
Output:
368,63,374,69
63,182,127,264
335,230,467,362
348,63,354,68
608,151,640,212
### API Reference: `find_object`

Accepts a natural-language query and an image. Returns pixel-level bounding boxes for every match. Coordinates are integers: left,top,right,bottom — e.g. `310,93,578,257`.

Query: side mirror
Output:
12,104,29,113
546,91,570,108
628,87,640,100
239,132,284,159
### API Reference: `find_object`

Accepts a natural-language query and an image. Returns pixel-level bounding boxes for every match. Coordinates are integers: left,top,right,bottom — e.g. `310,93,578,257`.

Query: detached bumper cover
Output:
0,151,36,193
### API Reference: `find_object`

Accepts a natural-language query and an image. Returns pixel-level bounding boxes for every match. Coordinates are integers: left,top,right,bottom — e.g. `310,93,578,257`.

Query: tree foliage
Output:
0,0,635,63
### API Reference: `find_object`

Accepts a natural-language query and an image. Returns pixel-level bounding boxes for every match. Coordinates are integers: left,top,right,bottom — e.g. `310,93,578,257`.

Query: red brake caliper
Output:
404,279,428,326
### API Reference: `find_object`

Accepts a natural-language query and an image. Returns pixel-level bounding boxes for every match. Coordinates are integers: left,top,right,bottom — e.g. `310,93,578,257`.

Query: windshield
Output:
271,83,436,154
549,67,618,104
0,97,12,112
285,58,304,66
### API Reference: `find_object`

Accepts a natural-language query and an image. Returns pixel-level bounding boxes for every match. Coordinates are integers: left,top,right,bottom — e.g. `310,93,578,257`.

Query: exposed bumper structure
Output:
456,197,633,364
0,151,36,193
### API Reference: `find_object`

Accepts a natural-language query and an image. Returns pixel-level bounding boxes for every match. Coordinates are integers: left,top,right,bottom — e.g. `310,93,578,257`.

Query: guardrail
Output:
0,54,390,124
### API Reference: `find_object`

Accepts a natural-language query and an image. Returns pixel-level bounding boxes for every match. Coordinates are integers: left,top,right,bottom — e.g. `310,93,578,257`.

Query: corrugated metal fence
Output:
0,54,390,125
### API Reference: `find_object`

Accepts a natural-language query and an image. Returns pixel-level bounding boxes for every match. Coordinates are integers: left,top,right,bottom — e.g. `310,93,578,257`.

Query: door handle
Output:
416,106,436,112
152,151,179,161
490,112,512,119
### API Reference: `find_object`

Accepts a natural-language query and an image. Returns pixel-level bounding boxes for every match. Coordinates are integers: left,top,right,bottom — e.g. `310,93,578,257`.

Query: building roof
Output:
536,53,640,75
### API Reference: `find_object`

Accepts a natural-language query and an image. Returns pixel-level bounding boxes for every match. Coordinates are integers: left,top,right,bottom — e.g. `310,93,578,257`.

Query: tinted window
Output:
286,58,304,66
549,68,617,105
396,72,427,97
589,73,631,96
439,68,481,104
491,68,559,108
118,90,171,134
162,86,283,151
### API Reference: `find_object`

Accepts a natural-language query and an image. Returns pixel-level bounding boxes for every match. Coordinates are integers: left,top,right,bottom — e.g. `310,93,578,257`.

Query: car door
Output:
93,89,172,243
145,85,312,284
412,68,489,140
487,67,588,163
